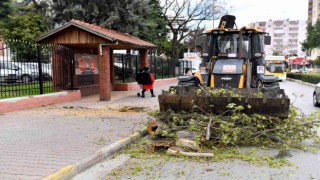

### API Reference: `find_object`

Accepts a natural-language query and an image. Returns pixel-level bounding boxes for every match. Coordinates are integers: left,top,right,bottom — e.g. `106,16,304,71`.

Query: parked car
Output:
311,69,320,73
0,62,52,83
313,82,320,107
290,66,312,73
290,69,301,73
0,63,18,83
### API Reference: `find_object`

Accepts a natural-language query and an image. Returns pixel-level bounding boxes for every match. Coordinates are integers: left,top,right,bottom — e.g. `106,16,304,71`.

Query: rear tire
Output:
313,93,320,107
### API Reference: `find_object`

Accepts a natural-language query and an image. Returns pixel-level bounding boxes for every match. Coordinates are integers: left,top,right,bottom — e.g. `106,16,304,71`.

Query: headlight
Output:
254,53,262,57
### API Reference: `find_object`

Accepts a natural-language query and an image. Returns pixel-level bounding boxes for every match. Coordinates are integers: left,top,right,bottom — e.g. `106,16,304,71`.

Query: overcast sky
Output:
214,0,308,28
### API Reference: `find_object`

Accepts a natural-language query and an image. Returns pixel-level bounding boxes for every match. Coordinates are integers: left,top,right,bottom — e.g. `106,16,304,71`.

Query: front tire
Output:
313,93,320,107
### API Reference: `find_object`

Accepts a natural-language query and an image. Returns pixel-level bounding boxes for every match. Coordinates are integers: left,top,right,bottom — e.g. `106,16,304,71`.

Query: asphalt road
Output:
279,80,319,115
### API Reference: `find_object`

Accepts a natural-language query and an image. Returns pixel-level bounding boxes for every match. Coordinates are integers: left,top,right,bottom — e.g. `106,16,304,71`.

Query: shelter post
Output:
140,49,149,68
99,45,111,101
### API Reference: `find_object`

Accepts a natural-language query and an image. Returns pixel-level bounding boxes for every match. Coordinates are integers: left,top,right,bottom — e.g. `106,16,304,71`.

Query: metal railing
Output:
0,41,72,99
113,53,182,84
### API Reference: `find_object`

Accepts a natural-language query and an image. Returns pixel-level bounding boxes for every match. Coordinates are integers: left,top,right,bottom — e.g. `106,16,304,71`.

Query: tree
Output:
0,2,50,42
51,0,167,43
0,0,14,23
22,0,54,29
51,0,100,25
161,0,228,60
302,20,320,56
137,0,168,46
183,27,205,52
0,0,15,39
0,2,51,62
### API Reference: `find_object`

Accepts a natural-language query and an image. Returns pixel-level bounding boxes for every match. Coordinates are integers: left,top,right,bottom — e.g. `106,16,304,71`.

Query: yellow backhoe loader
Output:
159,15,290,118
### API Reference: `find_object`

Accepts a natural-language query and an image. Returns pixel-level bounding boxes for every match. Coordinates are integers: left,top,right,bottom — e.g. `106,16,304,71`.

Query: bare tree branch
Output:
161,0,229,59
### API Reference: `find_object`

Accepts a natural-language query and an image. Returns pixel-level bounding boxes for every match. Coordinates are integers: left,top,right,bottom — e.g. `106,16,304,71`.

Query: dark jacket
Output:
141,71,153,85
136,71,143,84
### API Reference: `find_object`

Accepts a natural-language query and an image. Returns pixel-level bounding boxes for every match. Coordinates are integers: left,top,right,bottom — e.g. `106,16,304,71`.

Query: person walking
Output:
136,68,143,97
141,67,155,98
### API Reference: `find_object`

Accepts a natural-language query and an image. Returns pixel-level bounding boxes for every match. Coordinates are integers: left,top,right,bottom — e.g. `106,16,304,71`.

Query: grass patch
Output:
0,82,54,99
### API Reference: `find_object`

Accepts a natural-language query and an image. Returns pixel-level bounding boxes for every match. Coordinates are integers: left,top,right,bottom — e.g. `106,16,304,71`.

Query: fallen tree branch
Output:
206,117,213,140
176,138,202,152
177,131,198,140
167,147,214,157
147,119,162,136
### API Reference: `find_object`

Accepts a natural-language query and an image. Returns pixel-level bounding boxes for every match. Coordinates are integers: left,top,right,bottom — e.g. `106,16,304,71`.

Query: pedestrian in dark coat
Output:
136,68,143,97
141,67,155,98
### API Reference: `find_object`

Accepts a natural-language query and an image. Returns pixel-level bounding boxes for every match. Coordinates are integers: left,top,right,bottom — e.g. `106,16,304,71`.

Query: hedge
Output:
287,73,302,80
287,72,320,84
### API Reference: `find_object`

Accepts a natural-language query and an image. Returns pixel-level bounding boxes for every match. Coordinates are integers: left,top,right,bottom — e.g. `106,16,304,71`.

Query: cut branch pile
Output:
147,105,320,153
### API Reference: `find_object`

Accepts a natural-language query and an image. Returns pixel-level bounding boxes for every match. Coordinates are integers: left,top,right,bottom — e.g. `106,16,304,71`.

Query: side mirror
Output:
264,36,271,45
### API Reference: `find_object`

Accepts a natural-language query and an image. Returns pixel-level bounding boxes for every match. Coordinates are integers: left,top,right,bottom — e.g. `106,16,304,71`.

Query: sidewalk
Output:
0,81,177,180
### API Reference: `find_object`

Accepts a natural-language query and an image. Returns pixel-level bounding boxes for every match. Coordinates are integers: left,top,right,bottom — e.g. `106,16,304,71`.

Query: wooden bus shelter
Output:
36,19,157,101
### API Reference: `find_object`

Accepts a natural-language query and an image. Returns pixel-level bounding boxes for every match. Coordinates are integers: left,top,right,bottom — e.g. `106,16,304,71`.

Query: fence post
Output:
121,54,125,83
37,45,43,94
168,60,170,78
162,58,164,79
69,48,74,90
135,55,138,74
154,52,157,79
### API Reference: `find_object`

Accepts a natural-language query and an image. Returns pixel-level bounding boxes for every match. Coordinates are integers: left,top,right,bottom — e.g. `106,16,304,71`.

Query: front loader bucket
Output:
158,87,290,118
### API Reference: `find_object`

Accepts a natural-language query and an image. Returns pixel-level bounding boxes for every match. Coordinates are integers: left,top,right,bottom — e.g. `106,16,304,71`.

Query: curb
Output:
286,78,317,88
43,128,148,180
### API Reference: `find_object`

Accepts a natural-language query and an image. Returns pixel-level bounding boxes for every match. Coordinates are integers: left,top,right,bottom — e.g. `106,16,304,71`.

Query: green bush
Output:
287,72,302,80
301,74,320,84
287,72,320,84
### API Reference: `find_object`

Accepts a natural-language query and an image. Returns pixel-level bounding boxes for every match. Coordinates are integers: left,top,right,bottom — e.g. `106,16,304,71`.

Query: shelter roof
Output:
36,19,157,49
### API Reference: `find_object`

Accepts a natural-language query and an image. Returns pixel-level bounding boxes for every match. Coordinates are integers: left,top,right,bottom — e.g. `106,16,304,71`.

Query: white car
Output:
0,64,18,83
290,69,301,73
0,62,52,83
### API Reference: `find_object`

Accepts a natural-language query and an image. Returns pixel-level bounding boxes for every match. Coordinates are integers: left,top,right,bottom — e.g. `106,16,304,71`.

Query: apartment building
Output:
250,20,307,56
308,0,320,25
308,0,320,60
